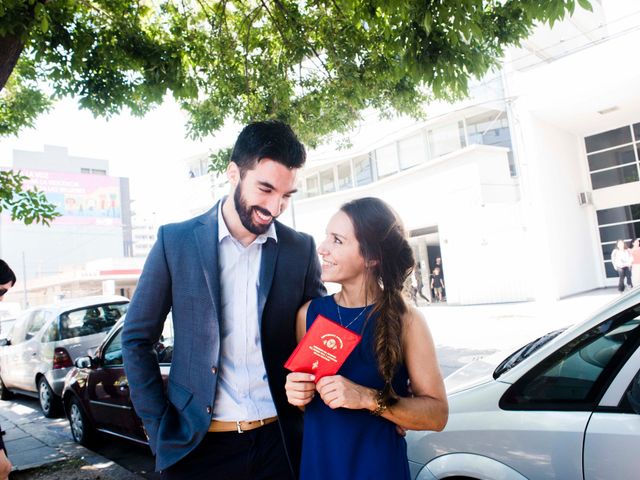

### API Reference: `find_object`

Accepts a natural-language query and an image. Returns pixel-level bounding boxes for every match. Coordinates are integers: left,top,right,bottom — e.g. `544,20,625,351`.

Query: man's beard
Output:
234,183,275,235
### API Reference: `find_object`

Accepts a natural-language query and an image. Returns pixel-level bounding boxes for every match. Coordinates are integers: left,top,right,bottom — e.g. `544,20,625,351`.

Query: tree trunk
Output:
0,34,25,92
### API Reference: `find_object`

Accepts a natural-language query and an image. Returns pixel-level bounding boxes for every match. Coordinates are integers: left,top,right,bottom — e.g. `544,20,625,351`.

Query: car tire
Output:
68,396,96,447
0,374,13,400
38,377,61,418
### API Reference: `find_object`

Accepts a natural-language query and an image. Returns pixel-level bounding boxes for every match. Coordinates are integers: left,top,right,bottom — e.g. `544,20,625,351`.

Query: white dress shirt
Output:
212,200,278,421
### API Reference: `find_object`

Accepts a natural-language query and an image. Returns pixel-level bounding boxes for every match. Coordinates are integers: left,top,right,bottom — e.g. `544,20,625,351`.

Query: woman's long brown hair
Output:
340,197,414,405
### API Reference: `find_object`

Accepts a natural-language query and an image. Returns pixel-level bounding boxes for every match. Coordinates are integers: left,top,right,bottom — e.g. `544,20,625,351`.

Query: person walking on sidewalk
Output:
431,267,445,302
0,259,16,480
631,238,640,289
611,239,633,293
122,121,325,479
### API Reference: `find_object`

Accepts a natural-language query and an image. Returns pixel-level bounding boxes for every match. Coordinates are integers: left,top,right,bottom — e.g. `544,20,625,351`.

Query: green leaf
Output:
577,0,593,12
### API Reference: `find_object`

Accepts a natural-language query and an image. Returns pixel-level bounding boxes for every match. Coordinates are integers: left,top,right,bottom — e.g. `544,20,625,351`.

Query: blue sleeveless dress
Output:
300,295,411,480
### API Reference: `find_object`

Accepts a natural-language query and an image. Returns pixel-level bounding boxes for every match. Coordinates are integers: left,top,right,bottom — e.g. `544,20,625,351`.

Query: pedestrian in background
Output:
0,259,16,480
631,238,640,289
431,266,445,302
432,257,445,301
611,239,633,293
122,121,325,479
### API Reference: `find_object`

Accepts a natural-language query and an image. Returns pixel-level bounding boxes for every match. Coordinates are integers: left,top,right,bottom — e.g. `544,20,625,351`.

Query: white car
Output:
408,288,640,479
0,296,129,417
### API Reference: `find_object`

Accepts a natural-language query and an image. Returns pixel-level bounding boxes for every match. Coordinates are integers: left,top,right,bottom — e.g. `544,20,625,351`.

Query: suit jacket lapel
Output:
258,231,280,322
194,203,222,318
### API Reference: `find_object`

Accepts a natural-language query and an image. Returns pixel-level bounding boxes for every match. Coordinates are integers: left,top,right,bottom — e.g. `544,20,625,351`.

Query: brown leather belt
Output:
208,416,278,433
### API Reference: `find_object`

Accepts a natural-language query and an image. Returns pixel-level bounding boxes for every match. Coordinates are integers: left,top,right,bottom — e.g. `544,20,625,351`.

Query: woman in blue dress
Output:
285,197,448,480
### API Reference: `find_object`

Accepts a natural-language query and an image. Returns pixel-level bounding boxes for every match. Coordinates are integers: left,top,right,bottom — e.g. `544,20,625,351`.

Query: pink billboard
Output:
7,169,122,226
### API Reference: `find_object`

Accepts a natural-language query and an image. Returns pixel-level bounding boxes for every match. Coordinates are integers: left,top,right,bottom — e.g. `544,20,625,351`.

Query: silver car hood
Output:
445,350,509,394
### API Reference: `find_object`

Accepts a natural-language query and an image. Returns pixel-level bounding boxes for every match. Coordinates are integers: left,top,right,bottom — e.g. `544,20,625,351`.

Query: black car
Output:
62,314,173,446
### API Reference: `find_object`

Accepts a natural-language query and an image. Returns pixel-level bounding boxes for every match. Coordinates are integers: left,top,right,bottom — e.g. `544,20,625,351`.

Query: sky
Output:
0,96,242,222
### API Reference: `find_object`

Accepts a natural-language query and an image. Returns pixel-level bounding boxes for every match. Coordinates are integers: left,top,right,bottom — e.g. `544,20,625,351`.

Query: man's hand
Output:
285,372,316,407
0,449,12,480
315,375,377,411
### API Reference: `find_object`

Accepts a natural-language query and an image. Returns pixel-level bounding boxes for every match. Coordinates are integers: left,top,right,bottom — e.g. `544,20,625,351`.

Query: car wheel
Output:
68,396,95,446
0,374,12,400
38,377,61,418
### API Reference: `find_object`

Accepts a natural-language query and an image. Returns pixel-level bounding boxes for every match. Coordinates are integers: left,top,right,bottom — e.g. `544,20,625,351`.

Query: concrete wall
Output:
517,115,603,299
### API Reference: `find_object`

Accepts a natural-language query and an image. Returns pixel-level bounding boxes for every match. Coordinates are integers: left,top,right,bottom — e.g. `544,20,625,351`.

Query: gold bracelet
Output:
370,390,388,416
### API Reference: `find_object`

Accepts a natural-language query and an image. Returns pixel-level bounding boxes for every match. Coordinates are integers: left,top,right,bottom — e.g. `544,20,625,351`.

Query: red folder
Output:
284,315,362,381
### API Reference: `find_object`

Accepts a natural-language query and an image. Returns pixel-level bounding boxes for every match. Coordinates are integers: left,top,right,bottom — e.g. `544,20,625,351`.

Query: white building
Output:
293,0,640,304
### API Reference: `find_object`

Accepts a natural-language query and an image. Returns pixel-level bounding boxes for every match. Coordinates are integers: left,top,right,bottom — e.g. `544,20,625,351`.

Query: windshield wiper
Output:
493,328,566,379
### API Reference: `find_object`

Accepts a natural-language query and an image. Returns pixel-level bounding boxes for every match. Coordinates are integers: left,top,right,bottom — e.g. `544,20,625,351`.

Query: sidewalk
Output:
0,397,142,479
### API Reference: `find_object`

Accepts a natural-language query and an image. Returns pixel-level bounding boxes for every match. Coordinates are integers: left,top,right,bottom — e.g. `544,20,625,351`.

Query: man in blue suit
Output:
122,121,325,479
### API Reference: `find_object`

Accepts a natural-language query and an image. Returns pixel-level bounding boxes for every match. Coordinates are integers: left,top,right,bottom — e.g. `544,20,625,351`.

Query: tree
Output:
0,170,60,225
1,0,593,144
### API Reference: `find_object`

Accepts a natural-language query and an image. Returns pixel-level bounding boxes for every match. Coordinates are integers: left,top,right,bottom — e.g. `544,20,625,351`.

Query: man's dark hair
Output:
0,260,16,286
230,120,306,176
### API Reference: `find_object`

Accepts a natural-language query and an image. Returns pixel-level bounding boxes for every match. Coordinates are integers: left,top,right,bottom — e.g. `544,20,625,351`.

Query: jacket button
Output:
206,406,212,414
211,366,218,375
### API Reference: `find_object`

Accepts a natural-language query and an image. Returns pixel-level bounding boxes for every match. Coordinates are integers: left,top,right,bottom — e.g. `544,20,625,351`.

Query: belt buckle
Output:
236,421,243,433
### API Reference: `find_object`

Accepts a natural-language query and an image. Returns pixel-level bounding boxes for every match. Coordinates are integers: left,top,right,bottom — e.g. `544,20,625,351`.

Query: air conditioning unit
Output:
578,191,593,206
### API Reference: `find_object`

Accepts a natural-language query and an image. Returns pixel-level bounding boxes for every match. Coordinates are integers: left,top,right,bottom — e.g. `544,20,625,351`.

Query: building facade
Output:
0,145,133,305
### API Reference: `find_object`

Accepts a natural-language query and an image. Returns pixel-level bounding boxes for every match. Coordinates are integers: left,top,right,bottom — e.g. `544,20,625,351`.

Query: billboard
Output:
4,169,123,226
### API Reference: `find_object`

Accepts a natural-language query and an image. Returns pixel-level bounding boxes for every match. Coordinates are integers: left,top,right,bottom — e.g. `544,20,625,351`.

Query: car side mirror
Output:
0,338,10,346
75,356,94,369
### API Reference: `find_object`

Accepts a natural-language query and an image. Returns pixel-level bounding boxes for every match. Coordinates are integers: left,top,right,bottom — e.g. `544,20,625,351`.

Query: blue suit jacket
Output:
122,203,325,472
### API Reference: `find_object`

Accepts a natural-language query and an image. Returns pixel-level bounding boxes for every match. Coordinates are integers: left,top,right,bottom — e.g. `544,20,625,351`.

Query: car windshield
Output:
494,328,567,379
58,302,129,341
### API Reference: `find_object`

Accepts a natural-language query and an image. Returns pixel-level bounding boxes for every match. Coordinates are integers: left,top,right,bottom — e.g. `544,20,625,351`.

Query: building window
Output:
464,109,516,176
586,124,640,190
353,154,373,187
585,126,632,153
596,203,640,278
465,110,511,149
398,133,427,170
337,162,352,191
320,168,336,194
81,168,90,174
375,144,399,179
428,121,465,159
305,174,319,197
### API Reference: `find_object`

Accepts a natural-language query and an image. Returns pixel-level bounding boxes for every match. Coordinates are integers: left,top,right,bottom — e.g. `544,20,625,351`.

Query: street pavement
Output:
0,396,144,478
0,287,622,476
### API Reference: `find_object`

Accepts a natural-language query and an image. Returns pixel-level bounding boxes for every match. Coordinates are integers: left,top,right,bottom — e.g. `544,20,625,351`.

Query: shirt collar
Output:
218,197,277,245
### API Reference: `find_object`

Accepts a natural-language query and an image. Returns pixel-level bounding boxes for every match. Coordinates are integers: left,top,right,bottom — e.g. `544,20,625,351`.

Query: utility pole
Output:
22,251,28,308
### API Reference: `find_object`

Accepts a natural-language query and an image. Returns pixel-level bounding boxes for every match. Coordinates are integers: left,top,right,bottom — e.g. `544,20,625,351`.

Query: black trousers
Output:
618,267,632,292
160,422,293,480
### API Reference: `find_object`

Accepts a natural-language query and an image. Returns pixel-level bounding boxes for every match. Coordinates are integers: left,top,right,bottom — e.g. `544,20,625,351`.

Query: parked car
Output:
0,296,129,417
407,288,640,480
63,313,173,446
